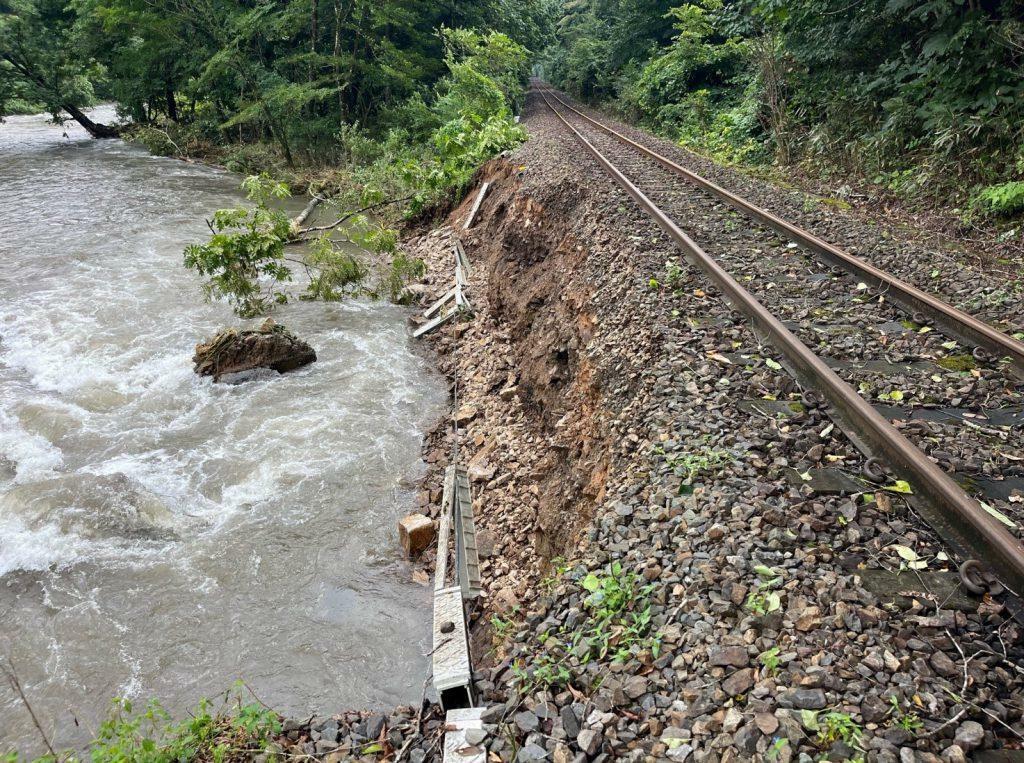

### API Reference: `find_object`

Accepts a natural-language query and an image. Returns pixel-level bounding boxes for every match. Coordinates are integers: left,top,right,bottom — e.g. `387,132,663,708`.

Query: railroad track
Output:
535,82,1024,605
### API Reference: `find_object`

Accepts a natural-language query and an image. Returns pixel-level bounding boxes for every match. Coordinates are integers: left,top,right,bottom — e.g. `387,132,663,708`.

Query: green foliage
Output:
758,646,780,675
814,711,864,754
579,561,660,662
0,0,102,122
972,182,1024,218
7,689,280,763
887,696,924,732
744,564,783,616
655,439,733,495
185,174,429,316
544,0,1024,206
510,561,661,696
377,252,427,303
184,175,295,317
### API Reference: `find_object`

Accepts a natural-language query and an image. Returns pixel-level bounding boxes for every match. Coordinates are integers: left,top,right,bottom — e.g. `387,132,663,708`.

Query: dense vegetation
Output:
1,0,548,315
543,0,1024,220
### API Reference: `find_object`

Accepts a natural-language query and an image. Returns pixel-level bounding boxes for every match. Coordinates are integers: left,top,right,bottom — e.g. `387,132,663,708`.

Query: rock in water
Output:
193,319,316,381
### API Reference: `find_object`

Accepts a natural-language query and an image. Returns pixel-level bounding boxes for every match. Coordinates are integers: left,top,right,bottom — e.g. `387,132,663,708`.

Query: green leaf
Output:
979,500,1018,529
884,480,914,494
765,358,783,371
800,710,820,731
581,573,600,592
891,544,918,562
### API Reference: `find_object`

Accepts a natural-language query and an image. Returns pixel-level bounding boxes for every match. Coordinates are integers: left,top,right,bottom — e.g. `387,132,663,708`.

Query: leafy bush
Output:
2,690,280,763
545,0,1024,203
184,175,296,317
972,181,1024,218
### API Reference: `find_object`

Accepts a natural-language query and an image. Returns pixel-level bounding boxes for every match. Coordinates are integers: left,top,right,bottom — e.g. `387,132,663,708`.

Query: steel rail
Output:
538,84,1024,380
537,87,1024,596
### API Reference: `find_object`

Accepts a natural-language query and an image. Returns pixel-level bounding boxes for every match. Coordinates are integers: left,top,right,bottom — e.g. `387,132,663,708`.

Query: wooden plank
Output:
443,707,487,763
435,466,456,592
423,286,457,319
413,309,457,338
433,586,472,701
463,181,490,230
454,239,471,277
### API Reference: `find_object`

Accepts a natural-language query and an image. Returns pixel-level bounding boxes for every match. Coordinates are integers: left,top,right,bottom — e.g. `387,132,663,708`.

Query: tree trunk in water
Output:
62,103,119,139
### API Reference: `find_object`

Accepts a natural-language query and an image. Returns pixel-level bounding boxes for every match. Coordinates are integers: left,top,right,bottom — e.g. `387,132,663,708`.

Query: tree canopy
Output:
543,0,1024,211
1,0,553,148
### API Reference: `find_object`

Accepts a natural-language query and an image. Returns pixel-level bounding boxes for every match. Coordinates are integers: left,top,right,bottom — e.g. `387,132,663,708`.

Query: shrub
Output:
972,181,1024,218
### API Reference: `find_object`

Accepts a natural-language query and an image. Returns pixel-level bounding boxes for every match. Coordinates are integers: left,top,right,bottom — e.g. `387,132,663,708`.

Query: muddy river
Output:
0,109,445,752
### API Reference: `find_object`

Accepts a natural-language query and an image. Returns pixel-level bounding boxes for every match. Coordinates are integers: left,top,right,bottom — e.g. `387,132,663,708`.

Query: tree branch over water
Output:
3,658,57,758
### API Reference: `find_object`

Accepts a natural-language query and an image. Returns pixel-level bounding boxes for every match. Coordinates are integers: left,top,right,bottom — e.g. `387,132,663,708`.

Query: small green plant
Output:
664,258,686,289
766,737,789,761
580,562,660,660
887,696,924,732
745,565,783,616
490,613,516,641
511,649,571,692
539,556,570,595
656,440,733,495
816,711,864,752
758,646,781,675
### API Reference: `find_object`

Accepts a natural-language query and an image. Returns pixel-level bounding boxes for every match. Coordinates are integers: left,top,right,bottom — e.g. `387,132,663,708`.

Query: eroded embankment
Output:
402,89,1024,763
407,155,658,608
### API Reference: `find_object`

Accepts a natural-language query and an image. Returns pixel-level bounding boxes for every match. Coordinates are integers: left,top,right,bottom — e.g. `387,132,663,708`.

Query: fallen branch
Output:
290,195,415,241
289,196,323,232
3,659,57,758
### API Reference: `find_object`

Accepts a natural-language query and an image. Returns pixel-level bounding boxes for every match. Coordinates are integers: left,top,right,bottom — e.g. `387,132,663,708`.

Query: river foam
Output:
0,109,445,752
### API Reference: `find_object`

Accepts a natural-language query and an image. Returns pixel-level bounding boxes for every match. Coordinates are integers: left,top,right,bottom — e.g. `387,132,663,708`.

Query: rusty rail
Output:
538,84,1024,381
537,86,1024,596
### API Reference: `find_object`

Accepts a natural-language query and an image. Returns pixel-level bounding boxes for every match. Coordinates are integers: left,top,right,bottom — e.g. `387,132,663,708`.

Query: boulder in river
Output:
193,319,316,381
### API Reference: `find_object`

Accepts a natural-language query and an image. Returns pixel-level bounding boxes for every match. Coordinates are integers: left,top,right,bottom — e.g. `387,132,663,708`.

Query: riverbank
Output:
393,86,1024,761
9,82,1023,761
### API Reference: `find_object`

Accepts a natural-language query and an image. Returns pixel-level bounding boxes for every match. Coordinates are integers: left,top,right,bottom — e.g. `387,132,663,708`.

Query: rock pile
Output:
266,706,445,762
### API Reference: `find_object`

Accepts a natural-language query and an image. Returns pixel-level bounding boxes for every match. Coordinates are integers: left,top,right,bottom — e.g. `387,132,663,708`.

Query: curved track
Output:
535,82,1024,601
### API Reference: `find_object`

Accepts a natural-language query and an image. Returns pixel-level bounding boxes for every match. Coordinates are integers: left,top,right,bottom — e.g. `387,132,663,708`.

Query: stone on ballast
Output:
722,668,754,697
515,711,540,733
560,705,581,737
456,404,479,425
929,650,957,677
577,728,603,756
708,646,748,667
953,720,984,751
779,687,826,709
516,743,548,762
398,513,434,555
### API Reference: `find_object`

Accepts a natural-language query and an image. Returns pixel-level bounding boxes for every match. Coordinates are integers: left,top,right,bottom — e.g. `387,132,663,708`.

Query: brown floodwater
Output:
0,108,445,753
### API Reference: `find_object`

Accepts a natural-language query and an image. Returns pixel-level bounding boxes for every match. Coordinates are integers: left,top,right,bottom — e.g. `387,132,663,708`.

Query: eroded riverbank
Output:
390,87,1024,761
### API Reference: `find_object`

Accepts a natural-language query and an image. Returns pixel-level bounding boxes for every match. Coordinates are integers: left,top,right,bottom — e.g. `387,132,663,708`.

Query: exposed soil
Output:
394,86,1024,763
